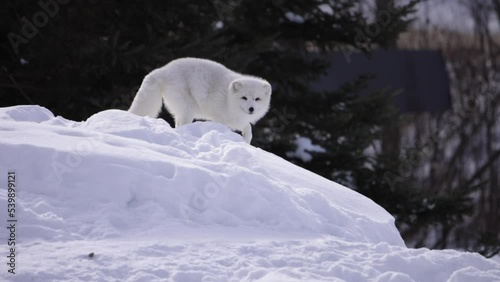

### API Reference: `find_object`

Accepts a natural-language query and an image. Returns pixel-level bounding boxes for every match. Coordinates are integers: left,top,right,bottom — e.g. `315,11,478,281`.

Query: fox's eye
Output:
242,97,247,100
255,98,261,101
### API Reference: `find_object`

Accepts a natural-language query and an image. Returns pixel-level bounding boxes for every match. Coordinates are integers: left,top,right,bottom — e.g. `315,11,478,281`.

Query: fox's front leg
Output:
241,123,252,144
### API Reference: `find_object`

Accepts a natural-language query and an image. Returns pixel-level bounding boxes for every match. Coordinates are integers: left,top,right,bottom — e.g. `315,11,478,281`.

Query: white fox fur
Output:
128,58,272,143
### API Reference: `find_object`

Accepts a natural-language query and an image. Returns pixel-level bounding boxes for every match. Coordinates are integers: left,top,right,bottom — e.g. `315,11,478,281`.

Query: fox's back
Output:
161,58,237,91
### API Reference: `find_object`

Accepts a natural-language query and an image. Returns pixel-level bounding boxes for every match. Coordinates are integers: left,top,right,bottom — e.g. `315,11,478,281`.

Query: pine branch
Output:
460,150,500,192
7,74,34,105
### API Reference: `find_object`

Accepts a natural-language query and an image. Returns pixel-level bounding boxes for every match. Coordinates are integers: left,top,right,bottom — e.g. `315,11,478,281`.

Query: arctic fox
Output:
128,58,272,143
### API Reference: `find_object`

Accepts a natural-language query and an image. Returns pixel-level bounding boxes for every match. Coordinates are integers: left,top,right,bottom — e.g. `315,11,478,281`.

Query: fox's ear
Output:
231,81,243,92
263,83,272,96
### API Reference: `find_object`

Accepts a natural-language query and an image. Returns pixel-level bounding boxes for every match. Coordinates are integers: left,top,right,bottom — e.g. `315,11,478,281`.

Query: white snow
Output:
287,136,326,162
214,21,224,30
284,12,305,24
317,4,334,16
0,105,499,281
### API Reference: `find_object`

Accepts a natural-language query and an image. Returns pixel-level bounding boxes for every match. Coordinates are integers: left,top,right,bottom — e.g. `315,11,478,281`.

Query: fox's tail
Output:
128,73,164,118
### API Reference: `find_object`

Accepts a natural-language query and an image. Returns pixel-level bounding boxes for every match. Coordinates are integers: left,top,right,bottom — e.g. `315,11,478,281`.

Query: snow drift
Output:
0,105,499,282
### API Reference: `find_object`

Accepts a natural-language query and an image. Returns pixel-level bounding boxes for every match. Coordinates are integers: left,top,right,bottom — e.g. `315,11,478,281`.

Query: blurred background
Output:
1,0,499,257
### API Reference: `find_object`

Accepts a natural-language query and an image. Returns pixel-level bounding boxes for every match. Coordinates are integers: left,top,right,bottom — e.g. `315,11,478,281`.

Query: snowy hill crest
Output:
0,105,499,281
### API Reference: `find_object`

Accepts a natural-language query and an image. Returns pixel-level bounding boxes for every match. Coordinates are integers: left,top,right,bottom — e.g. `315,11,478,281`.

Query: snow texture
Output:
287,137,326,163
0,105,499,282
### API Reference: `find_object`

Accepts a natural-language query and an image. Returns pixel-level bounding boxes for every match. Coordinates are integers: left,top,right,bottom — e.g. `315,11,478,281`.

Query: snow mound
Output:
0,105,498,281
0,106,400,244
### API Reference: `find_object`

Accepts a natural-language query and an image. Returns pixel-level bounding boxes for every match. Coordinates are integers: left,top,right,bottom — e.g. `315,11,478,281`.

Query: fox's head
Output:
229,78,272,120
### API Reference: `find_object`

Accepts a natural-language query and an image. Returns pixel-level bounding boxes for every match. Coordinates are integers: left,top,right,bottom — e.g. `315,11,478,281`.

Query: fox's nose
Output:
249,107,254,113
